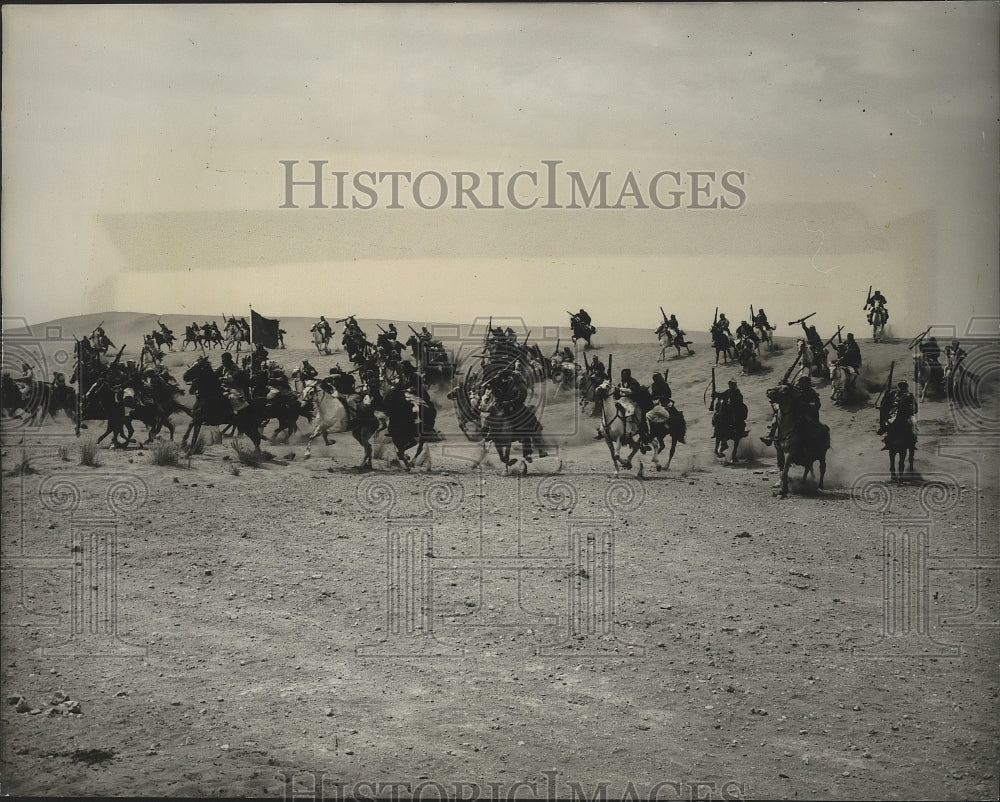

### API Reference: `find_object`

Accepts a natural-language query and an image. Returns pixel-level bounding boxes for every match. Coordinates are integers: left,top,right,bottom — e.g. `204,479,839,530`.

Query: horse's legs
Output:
303,421,329,459
666,438,678,469
818,456,826,490
780,461,791,496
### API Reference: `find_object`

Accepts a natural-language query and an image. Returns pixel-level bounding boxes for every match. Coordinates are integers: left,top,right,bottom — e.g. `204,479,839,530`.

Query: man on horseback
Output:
920,335,942,366
614,368,653,446
801,322,830,377
569,309,596,345
865,289,889,324
251,342,270,374
483,363,547,459
946,339,967,370
711,378,750,456
588,355,607,383
736,319,760,348
650,371,672,406
753,308,775,333
878,380,917,446
313,315,333,341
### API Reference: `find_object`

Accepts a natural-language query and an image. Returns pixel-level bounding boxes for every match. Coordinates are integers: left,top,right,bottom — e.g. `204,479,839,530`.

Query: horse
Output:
796,339,815,376
1,373,26,418
311,326,332,355
594,382,644,476
151,328,176,352
736,337,758,375
830,362,860,406
570,317,595,349
223,320,249,353
754,322,775,352
645,402,687,470
884,410,917,484
79,379,135,447
446,379,484,441
766,383,830,496
657,326,694,361
711,400,747,465
180,328,204,352
477,388,547,474
869,306,888,342
915,356,945,401
14,378,77,428
405,336,454,385
711,328,734,365
180,356,262,455
376,385,432,470
300,382,381,468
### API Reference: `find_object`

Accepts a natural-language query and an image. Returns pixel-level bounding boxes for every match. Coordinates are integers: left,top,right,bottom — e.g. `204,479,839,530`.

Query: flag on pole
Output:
250,308,280,348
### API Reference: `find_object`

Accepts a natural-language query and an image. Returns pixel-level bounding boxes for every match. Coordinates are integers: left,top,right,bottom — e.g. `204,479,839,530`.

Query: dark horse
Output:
478,388,547,473
376,385,431,470
884,412,917,484
181,357,262,455
766,383,831,496
405,335,454,384
712,328,734,365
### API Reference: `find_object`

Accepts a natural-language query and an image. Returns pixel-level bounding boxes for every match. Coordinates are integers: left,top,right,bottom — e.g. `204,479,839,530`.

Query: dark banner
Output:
250,309,280,348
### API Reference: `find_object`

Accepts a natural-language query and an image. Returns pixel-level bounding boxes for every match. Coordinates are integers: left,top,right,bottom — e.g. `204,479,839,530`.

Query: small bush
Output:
149,440,183,467
228,463,241,476
57,445,70,462
231,438,262,467
79,438,101,468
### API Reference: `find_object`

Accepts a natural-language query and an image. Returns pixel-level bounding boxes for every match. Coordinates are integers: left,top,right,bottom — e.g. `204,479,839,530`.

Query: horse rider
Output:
650,371,672,406
615,368,653,445
712,378,750,438
878,380,917,448
792,374,821,424
201,321,215,342
666,313,682,334
299,359,319,381
312,316,333,340
158,321,173,337
801,322,829,374
588,355,608,383
865,289,889,323
575,309,593,330
15,362,36,391
920,335,942,366
839,332,862,370
251,342,270,373
736,319,760,348
276,328,287,348
753,308,775,333
946,340,967,371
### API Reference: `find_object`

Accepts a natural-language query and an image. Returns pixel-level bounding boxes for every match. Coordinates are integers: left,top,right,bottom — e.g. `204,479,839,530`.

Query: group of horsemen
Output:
4,292,975,466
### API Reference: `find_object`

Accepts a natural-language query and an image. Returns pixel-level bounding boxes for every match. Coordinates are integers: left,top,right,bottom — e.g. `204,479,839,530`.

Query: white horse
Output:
300,382,381,469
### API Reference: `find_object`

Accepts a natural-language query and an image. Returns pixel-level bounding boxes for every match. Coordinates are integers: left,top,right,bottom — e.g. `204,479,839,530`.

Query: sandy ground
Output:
1,316,998,799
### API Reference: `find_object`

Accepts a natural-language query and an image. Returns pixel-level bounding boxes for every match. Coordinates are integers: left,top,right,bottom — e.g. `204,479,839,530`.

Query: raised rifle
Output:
408,325,420,337
788,312,817,327
781,352,803,384
821,326,844,350
907,326,932,350
713,306,719,329
864,285,873,309
334,315,356,324
707,366,717,410
875,360,895,409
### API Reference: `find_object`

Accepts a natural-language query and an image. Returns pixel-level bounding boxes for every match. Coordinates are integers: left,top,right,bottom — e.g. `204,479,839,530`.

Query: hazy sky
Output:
3,3,997,334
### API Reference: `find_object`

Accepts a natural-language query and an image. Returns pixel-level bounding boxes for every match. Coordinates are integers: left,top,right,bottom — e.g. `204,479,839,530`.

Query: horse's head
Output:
182,356,210,384
766,382,795,407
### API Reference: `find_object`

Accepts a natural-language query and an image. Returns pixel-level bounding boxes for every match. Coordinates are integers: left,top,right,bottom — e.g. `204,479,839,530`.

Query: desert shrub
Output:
78,438,101,468
149,440,183,467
